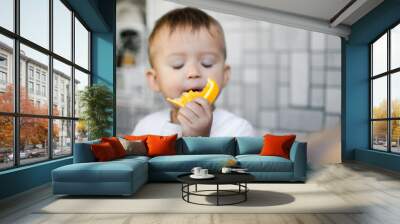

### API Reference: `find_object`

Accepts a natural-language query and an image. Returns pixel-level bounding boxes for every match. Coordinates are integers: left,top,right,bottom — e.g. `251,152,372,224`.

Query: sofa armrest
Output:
289,141,307,181
73,140,100,163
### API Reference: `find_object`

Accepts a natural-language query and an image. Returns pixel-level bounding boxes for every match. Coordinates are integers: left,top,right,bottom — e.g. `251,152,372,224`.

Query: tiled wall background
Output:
215,14,341,138
116,0,341,163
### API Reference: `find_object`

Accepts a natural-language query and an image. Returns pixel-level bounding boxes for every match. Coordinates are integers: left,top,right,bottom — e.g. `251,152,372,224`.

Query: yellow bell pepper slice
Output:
166,78,219,107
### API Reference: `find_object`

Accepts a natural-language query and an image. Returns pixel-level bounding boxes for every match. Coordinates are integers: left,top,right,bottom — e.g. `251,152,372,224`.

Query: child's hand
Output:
177,97,213,137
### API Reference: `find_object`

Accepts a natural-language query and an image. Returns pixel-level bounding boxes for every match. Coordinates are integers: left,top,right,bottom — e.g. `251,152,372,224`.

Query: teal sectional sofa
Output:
52,137,307,196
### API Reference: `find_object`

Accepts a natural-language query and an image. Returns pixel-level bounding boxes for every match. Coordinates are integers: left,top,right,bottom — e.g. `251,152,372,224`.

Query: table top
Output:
177,172,255,185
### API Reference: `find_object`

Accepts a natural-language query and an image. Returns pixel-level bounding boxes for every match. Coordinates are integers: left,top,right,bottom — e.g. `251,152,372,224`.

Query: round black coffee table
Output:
177,173,255,206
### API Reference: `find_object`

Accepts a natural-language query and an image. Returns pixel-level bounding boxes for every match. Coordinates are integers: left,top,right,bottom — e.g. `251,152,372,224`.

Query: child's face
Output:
146,25,230,106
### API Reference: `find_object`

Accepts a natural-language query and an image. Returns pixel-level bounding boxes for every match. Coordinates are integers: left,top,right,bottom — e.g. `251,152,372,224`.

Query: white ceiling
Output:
167,0,384,38
226,0,352,23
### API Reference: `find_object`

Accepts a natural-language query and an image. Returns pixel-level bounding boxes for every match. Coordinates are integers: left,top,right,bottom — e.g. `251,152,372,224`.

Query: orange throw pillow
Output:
260,134,296,159
124,135,149,142
146,134,177,157
91,142,117,161
101,137,127,158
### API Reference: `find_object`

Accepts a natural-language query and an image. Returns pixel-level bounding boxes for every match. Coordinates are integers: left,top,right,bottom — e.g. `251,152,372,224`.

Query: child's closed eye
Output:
171,63,184,70
201,58,215,68
201,62,213,68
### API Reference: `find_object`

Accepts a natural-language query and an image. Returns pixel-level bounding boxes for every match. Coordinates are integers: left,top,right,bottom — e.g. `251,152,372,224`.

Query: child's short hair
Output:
148,7,226,67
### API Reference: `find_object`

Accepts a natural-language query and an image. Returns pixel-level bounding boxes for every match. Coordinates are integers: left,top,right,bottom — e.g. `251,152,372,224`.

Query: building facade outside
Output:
0,41,76,168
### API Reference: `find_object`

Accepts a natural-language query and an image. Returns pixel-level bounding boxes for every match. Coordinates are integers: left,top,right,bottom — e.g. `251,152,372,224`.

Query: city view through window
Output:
0,0,90,170
371,23,400,153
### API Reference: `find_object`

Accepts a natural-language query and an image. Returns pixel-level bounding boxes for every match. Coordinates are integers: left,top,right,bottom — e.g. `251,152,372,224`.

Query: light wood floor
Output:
1,162,400,224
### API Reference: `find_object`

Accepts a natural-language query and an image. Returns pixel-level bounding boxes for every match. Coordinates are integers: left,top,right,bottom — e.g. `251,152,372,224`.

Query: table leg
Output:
217,184,219,206
195,184,197,192
245,183,247,201
187,184,190,202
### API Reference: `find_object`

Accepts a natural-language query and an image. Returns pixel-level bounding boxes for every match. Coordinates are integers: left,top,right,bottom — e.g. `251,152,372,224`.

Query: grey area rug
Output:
37,183,362,214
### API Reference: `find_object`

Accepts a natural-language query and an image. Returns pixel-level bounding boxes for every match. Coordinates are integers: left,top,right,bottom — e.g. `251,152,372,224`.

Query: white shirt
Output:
132,108,255,137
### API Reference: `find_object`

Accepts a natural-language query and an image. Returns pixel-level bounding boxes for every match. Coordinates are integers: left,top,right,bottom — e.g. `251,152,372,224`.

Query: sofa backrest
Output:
177,137,236,155
235,137,263,155
73,139,100,163
73,136,302,161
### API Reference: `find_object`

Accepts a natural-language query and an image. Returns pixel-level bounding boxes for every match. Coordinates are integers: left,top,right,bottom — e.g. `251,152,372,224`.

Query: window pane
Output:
0,116,13,170
53,119,72,158
75,18,89,70
53,59,72,117
391,72,400,118
75,120,88,143
20,0,49,49
372,121,388,151
74,69,89,118
53,0,72,60
372,77,387,119
372,33,387,76
20,117,49,165
20,44,49,115
0,0,14,31
392,24,400,70
391,120,400,153
0,35,14,112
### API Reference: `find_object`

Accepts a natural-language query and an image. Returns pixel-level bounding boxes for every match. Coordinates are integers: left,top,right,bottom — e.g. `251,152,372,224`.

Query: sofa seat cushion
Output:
53,159,147,183
149,154,235,172
236,155,293,172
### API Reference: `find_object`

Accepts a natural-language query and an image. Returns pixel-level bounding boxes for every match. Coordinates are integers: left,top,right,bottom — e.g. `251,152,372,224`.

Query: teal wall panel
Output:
91,32,115,135
355,148,400,172
0,158,72,199
91,0,116,135
65,0,110,32
342,44,369,160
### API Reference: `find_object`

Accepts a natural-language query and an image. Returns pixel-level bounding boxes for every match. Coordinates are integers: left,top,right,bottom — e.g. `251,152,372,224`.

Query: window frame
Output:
0,0,92,171
0,53,7,68
0,71,7,85
0,53,7,90
370,21,400,154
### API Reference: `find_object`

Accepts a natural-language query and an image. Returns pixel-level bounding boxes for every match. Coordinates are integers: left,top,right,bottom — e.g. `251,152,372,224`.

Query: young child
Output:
132,7,255,137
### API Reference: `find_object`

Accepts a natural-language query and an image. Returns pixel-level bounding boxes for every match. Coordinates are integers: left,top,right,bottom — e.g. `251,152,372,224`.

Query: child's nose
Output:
187,72,201,79
186,67,201,79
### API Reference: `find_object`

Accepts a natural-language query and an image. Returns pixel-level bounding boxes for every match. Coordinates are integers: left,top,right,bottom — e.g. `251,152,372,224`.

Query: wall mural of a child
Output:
116,0,342,164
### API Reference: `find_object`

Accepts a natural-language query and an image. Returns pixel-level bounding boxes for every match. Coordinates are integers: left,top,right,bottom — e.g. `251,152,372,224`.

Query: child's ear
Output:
146,68,161,92
222,64,231,88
